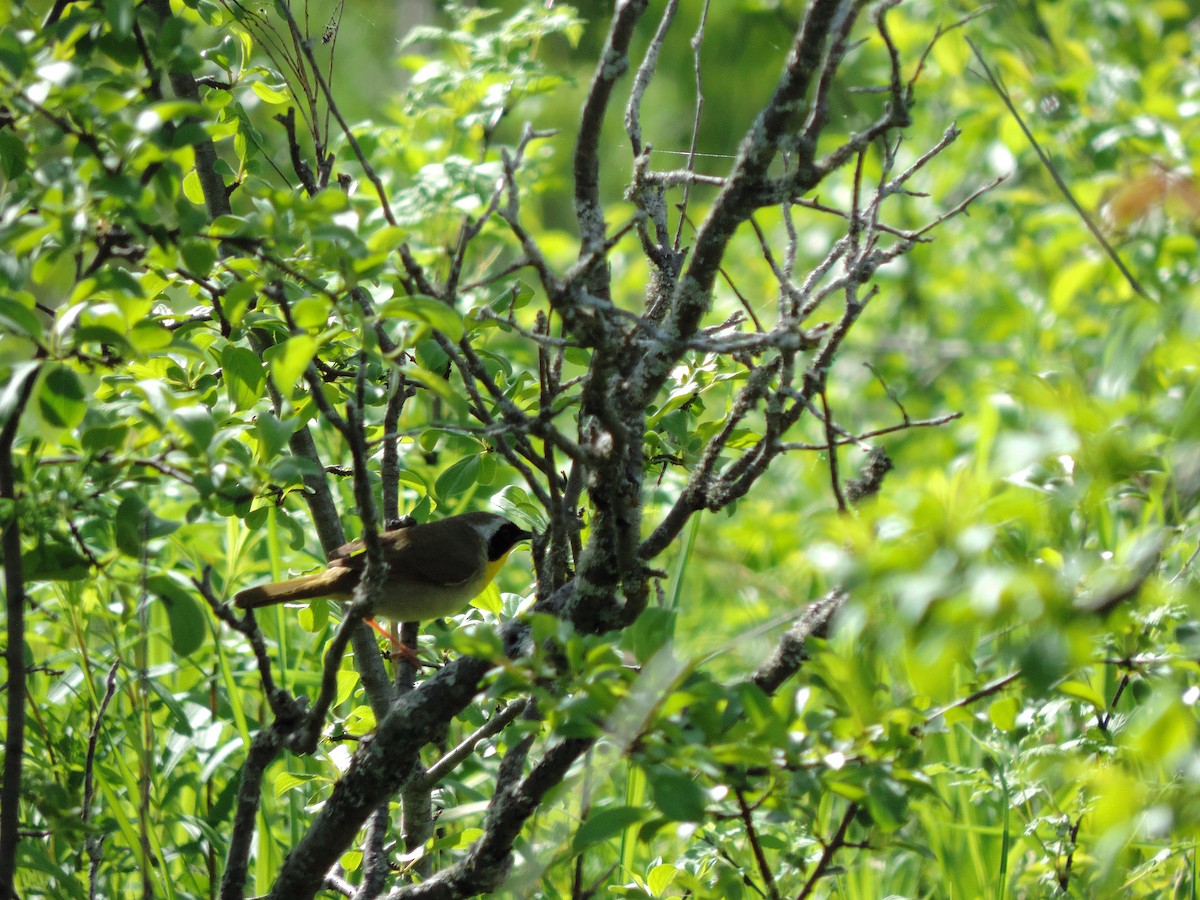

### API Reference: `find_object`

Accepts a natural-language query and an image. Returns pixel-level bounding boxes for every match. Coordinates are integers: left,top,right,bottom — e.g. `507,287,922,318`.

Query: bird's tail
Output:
233,567,354,609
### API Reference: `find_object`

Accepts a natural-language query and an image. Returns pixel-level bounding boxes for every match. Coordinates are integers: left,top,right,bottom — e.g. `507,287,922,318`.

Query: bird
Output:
233,511,533,623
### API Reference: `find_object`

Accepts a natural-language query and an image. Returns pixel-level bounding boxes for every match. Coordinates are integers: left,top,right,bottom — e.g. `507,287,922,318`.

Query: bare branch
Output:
623,0,679,158
386,737,593,899
673,0,713,250
819,388,848,512
751,591,848,695
0,361,41,899
419,700,530,790
273,0,397,226
194,568,306,723
573,0,650,301
663,0,855,352
778,411,962,450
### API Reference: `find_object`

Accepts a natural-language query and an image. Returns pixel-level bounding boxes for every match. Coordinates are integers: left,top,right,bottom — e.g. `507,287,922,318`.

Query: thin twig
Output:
778,411,962,450
908,7,993,92
966,39,1150,301
924,672,1022,723
735,787,781,900
1058,815,1082,892
819,389,847,512
796,802,859,899
1097,672,1131,734
274,0,397,225
1170,538,1200,584
83,660,121,900
419,699,530,789
194,570,302,722
674,0,712,250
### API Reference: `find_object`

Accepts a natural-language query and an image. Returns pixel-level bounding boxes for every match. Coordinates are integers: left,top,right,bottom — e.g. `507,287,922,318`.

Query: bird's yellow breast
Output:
482,549,516,587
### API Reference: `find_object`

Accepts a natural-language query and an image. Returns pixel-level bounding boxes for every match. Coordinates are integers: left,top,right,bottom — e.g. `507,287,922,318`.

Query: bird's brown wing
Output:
332,519,482,588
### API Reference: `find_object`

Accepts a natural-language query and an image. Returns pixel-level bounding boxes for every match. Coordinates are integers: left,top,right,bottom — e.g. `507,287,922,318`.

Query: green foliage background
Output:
2,0,1200,897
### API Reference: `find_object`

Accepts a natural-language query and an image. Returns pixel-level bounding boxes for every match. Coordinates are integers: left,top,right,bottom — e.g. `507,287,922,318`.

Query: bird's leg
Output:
364,618,422,668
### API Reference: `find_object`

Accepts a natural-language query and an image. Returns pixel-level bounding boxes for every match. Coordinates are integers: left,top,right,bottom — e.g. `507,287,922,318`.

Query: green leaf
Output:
0,131,27,177
469,580,502,614
1058,680,1106,710
147,574,207,656
38,364,86,429
0,296,43,340
291,297,330,330
183,170,204,205
297,597,330,633
81,423,130,454
365,225,408,253
222,280,258,328
23,539,91,581
0,29,27,79
647,863,679,896
864,775,909,834
129,320,173,352
435,456,480,501
489,281,534,313
173,405,215,450
571,805,646,854
335,669,359,706
253,411,296,460
222,345,266,410
269,335,319,395
414,336,449,374
342,704,376,737
114,495,180,557
251,81,291,104
987,696,1019,732
731,681,787,745
180,238,216,275
622,607,677,664
269,454,322,486
274,771,319,798
104,0,136,34
1018,632,1069,697
430,827,483,853
378,295,464,342
650,771,707,822
404,364,461,407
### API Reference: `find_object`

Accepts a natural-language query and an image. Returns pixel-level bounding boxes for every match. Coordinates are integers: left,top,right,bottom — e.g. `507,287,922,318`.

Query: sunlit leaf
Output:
269,334,319,395
378,294,464,342
251,81,290,104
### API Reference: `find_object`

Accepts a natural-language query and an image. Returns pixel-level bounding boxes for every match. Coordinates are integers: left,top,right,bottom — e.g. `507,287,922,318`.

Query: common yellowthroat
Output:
234,512,533,621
